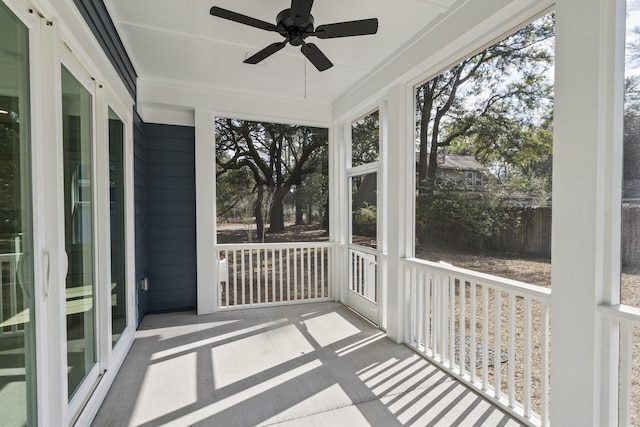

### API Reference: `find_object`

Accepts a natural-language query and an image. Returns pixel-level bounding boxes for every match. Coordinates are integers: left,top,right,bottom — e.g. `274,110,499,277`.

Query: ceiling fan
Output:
210,0,379,71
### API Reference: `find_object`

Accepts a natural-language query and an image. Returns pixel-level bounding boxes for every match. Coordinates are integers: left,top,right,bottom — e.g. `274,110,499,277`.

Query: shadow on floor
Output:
93,302,522,426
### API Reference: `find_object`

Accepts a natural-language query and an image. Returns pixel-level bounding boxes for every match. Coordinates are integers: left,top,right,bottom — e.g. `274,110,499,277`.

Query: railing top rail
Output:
403,257,551,302
0,253,20,260
348,245,378,257
598,304,640,327
216,241,335,251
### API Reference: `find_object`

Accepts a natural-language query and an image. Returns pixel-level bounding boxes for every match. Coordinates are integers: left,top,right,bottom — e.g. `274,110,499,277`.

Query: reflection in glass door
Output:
0,3,37,425
108,109,126,347
61,65,97,399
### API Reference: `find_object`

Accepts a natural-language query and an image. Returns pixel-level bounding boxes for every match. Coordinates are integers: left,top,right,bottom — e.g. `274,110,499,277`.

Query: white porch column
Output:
551,0,624,425
195,109,217,314
383,83,411,343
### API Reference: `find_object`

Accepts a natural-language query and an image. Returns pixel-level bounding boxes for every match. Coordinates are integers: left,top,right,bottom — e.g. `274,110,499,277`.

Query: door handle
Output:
42,250,50,298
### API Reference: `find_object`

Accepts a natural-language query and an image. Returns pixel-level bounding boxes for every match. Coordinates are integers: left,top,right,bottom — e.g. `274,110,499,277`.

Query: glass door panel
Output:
347,172,379,324
0,3,37,425
61,65,96,399
108,108,126,347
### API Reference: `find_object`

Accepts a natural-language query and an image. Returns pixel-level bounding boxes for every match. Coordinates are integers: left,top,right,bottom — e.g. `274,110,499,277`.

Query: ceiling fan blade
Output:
290,0,314,23
315,18,379,39
301,42,333,72
244,41,288,65
210,6,277,32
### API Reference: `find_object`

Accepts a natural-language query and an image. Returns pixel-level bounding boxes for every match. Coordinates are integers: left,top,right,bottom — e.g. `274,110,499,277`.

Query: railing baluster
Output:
427,272,434,354
460,280,466,377
240,250,245,307
470,281,477,384
240,251,247,305
312,247,317,299
417,269,424,349
253,249,258,305
307,248,312,299
249,249,254,304
442,273,449,366
524,297,532,418
541,301,551,426
494,289,502,398
508,294,516,408
620,323,633,427
272,248,276,303
279,249,283,303
422,271,429,352
229,250,238,307
287,248,291,301
482,285,489,391
450,276,455,369
321,248,325,298
432,273,439,358
293,247,298,301
224,251,236,307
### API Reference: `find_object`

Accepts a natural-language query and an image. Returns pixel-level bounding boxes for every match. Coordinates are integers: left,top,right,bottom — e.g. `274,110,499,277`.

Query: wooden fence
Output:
422,204,640,265
487,207,552,257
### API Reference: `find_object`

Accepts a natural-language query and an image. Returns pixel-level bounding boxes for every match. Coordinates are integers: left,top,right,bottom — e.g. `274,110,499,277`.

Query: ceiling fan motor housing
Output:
276,9,314,46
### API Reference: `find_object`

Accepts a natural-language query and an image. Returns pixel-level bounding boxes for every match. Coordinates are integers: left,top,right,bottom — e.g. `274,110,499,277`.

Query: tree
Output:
351,110,379,166
416,14,555,182
215,118,328,239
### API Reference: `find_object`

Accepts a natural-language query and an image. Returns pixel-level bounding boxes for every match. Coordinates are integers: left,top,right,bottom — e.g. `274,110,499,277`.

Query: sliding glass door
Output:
61,65,97,401
108,108,126,347
0,2,37,425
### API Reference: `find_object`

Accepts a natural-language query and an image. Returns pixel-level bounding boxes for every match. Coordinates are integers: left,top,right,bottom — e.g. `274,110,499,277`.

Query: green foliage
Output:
415,179,519,250
351,110,379,166
353,203,377,237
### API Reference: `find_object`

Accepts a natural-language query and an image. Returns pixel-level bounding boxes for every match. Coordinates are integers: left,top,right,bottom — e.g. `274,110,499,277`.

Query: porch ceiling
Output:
104,0,460,109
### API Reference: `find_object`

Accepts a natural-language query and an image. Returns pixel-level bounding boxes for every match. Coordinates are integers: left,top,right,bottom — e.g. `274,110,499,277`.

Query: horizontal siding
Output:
144,123,197,313
73,0,137,99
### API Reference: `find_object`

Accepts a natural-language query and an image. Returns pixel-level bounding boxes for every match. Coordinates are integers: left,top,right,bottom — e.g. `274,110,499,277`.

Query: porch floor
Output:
93,302,523,426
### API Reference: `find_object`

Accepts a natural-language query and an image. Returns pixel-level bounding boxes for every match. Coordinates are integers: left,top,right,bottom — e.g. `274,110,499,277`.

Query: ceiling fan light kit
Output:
210,0,378,72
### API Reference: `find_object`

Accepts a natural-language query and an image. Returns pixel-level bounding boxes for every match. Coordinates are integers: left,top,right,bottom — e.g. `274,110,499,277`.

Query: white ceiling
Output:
105,0,460,108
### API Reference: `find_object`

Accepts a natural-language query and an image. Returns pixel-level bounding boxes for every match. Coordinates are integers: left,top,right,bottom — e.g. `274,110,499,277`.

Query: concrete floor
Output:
93,302,523,427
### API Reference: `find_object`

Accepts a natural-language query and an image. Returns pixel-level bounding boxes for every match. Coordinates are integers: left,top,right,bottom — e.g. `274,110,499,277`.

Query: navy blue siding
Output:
144,123,197,313
73,0,137,100
133,110,147,325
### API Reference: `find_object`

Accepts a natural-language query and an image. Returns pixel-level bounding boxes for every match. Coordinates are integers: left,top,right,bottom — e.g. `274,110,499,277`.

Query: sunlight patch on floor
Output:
211,324,315,389
301,311,361,347
131,352,197,425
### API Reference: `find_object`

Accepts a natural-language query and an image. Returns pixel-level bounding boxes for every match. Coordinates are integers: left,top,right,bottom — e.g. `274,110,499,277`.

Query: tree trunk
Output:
427,142,439,181
295,199,304,225
268,188,287,233
254,187,265,240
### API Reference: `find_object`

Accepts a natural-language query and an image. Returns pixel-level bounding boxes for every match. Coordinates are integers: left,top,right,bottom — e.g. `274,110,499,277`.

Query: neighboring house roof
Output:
438,154,487,171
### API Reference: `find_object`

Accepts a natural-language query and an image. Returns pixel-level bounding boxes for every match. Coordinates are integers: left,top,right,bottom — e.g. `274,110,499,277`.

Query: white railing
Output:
598,304,640,427
216,242,333,309
403,257,551,427
0,253,23,336
349,247,377,302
